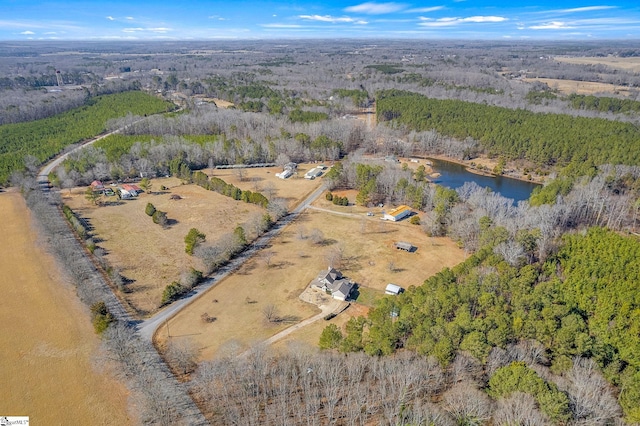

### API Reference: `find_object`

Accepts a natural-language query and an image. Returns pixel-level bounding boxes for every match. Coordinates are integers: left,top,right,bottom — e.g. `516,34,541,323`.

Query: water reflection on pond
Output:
428,158,539,203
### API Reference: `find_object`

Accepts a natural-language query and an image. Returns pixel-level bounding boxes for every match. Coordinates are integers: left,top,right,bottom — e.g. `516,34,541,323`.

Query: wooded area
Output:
4,39,640,424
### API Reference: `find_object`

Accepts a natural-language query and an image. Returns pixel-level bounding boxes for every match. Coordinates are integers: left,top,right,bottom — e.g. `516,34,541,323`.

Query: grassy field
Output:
0,191,130,425
205,162,329,209
523,77,635,96
554,55,640,73
64,177,267,315
158,188,466,361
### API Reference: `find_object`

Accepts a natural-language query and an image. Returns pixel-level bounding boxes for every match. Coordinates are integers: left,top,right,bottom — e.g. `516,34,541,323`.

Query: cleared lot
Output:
158,188,466,360
64,177,267,315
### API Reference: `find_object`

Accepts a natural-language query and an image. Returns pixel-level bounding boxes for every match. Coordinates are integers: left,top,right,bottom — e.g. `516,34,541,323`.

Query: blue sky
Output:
1,0,639,40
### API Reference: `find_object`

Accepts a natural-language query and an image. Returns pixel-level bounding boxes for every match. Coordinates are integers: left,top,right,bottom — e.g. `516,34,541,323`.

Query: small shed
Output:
385,283,403,295
394,241,416,252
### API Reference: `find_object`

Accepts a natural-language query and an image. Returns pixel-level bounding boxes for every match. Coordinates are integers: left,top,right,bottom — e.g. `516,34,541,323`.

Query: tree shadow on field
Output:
318,238,337,246
237,261,257,275
165,218,179,227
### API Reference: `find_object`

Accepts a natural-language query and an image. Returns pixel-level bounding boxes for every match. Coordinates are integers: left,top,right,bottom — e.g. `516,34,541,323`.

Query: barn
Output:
383,205,412,221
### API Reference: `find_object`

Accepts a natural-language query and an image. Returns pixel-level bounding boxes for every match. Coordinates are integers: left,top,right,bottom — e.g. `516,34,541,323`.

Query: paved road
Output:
137,184,328,341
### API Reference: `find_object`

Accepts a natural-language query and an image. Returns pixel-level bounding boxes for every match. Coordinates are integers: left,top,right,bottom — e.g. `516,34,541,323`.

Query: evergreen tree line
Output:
191,170,269,208
0,90,175,185
376,90,640,173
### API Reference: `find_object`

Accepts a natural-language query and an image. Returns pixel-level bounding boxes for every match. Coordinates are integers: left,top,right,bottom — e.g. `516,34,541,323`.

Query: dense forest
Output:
377,90,640,171
0,91,175,185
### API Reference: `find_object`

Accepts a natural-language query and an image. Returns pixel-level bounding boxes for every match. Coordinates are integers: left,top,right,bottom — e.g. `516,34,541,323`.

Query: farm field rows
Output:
0,192,130,425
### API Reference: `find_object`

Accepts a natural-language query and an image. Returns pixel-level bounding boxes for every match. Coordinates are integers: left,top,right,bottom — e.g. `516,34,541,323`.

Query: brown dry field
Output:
0,191,131,425
205,162,328,209
523,77,634,96
159,189,466,361
64,177,267,315
554,56,640,73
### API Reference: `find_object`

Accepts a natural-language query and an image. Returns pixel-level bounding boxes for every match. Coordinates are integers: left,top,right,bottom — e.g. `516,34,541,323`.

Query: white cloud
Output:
462,16,507,23
261,24,303,28
419,15,507,27
344,2,406,14
106,16,115,21
530,21,574,29
406,6,444,13
20,30,35,35
299,15,368,24
122,27,171,33
208,15,226,20
126,17,134,20
556,5,616,13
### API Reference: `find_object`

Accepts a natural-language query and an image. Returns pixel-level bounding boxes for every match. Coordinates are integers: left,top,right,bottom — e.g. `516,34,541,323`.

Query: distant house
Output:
385,283,403,295
311,266,355,301
117,187,134,199
383,205,412,222
284,162,298,172
90,180,104,191
394,241,416,252
121,184,141,197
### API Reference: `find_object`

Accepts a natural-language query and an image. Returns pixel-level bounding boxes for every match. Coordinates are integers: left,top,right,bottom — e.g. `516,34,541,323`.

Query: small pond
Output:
428,158,540,203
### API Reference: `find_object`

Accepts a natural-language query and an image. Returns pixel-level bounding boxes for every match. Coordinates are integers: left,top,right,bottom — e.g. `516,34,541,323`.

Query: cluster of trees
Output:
0,90,175,185
192,171,269,208
56,105,361,187
191,344,621,425
323,227,640,420
376,90,640,172
567,93,640,114
144,202,168,227
325,191,349,206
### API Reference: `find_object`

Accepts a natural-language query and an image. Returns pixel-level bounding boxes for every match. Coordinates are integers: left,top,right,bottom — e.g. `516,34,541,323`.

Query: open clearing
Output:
0,192,130,425
205,162,327,209
523,77,635,96
158,188,465,361
64,177,267,315
554,56,640,73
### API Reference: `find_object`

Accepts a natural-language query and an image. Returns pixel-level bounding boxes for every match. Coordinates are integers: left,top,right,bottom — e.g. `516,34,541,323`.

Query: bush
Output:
161,281,187,306
409,215,421,225
152,210,168,226
90,301,115,334
145,202,156,216
184,228,206,255
326,192,333,201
